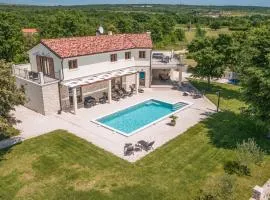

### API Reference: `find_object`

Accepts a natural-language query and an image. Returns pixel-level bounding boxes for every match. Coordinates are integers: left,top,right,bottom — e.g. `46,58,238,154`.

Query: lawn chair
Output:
137,140,155,152
99,92,108,104
124,143,134,156
112,92,120,101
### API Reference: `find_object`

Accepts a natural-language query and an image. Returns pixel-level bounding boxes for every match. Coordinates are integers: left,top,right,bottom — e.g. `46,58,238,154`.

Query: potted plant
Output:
169,115,178,126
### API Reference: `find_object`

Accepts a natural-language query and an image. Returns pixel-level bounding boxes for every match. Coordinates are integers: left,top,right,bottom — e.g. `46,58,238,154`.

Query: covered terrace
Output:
62,68,140,114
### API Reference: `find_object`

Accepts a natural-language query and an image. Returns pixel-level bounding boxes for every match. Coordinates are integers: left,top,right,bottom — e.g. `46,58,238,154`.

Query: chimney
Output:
96,30,101,36
146,31,151,36
108,31,113,36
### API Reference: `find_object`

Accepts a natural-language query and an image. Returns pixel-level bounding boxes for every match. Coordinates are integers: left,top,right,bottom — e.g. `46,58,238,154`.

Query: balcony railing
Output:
12,64,61,85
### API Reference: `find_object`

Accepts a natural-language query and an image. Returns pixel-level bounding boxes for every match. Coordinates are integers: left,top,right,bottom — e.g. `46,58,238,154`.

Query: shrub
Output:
196,174,237,200
0,117,20,141
236,138,265,166
224,161,250,176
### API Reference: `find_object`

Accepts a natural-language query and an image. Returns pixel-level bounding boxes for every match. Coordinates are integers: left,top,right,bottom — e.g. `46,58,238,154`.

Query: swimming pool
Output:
94,99,190,136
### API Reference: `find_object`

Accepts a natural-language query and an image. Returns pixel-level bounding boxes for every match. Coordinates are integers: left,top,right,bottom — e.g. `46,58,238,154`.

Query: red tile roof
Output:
41,33,153,58
22,28,38,33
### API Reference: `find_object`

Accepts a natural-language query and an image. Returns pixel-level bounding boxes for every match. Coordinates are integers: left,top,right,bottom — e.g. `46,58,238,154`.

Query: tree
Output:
0,60,25,118
174,28,186,41
192,47,225,88
210,21,221,30
188,37,212,53
195,24,206,38
238,27,270,122
0,18,25,63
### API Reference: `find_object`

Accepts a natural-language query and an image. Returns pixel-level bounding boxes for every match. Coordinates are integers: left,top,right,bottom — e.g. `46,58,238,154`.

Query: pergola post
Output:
178,65,182,86
135,72,139,94
72,87,77,115
108,79,112,103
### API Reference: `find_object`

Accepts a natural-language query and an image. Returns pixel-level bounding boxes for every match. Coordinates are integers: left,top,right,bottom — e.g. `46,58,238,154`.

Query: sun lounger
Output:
99,92,108,104
124,143,134,156
137,140,155,151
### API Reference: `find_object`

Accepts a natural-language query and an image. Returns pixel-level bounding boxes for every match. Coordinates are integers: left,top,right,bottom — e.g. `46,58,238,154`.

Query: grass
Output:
190,79,246,113
0,81,270,200
184,27,232,43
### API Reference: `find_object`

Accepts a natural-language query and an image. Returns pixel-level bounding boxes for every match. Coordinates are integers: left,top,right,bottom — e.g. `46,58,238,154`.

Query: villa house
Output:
13,32,182,115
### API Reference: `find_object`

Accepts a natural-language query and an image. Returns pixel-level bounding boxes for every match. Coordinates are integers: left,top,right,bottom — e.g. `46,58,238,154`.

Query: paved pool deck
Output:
2,87,216,162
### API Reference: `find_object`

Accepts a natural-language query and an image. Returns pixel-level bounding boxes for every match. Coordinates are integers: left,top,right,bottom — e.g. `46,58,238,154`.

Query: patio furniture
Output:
135,144,142,152
84,96,97,108
137,140,155,152
122,88,134,97
183,92,189,96
116,89,127,98
159,74,170,81
129,85,135,94
138,88,144,93
124,143,134,156
112,92,120,101
28,71,39,80
99,92,108,104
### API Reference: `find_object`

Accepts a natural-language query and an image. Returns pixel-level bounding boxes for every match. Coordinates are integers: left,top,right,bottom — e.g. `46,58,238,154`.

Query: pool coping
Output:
91,98,193,137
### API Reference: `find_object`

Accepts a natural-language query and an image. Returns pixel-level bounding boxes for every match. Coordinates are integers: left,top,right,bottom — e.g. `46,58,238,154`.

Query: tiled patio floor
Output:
6,87,216,162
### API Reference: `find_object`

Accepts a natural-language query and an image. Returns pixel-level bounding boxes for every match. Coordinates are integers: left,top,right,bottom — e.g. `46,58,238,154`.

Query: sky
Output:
1,0,270,7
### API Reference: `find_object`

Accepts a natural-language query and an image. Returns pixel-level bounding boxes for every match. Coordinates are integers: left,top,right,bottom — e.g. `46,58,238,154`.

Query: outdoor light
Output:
216,90,221,112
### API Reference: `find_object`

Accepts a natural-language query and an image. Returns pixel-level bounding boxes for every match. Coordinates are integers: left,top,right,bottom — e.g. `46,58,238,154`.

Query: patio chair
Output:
121,88,132,97
28,71,39,80
138,88,144,93
99,92,108,104
124,144,134,156
129,85,135,94
116,89,127,98
137,140,155,152
112,92,120,101
84,96,97,108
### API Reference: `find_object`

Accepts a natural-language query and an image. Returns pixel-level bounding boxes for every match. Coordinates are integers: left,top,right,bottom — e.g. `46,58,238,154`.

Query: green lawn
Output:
0,81,270,200
190,79,246,113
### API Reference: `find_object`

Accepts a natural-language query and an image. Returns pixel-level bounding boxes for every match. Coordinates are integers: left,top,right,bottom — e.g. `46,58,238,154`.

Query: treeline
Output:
1,5,270,63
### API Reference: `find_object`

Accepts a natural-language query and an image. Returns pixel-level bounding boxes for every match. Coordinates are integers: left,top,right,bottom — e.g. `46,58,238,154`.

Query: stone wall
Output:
250,179,270,200
15,76,60,115
82,80,108,99
42,82,61,115
59,85,70,111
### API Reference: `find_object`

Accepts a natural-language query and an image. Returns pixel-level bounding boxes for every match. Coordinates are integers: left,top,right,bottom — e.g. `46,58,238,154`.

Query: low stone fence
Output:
250,179,270,200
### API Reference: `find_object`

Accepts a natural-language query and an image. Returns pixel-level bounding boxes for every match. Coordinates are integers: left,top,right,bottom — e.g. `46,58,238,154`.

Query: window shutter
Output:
36,55,41,72
48,58,55,78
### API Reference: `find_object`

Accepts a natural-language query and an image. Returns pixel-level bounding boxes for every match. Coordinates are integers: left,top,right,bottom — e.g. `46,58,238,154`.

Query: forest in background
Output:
1,4,270,63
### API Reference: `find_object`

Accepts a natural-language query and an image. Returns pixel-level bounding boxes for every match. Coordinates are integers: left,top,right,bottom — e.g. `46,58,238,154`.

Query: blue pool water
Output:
96,99,188,136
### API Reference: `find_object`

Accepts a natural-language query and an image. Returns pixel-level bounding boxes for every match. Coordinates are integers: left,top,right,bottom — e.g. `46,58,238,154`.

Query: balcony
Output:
12,64,60,85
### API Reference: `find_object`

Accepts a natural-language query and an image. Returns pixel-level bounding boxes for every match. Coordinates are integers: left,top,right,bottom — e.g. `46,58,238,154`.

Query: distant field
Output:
175,25,233,43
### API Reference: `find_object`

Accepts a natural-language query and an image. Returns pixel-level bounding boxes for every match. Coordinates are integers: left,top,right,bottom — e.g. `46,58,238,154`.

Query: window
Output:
68,60,78,70
139,51,146,59
110,54,117,62
125,52,131,60
36,55,55,78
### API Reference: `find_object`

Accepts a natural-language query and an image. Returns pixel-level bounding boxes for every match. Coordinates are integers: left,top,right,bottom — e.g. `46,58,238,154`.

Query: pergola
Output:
62,68,139,114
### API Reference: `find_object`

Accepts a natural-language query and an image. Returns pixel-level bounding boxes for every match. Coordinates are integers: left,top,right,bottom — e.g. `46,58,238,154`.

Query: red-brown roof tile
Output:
41,33,153,58
22,28,38,33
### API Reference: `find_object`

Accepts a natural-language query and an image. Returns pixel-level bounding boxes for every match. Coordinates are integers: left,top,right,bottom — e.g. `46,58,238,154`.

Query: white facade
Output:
28,44,151,82
28,43,62,79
